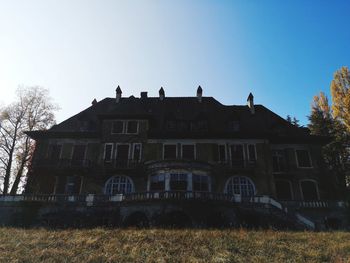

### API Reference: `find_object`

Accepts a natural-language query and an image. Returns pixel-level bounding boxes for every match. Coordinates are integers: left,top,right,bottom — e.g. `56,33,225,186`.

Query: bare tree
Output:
0,87,58,194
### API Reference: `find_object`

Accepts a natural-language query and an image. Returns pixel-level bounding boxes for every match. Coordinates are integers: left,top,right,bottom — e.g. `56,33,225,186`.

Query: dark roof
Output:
26,96,328,143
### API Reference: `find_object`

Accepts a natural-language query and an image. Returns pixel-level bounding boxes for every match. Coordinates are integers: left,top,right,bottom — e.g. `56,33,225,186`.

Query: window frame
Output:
218,144,227,163
247,144,257,162
47,143,63,160
271,149,286,173
295,149,313,168
126,120,139,134
229,144,245,167
103,143,114,163
275,179,294,200
181,144,196,160
299,179,320,200
224,176,256,197
104,175,134,195
111,120,125,134
115,143,131,160
163,144,178,160
70,144,87,161
132,143,142,161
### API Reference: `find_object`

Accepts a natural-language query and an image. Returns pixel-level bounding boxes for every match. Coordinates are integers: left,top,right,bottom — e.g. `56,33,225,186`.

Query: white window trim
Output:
132,143,142,161
111,120,140,134
103,143,114,162
247,144,257,162
181,143,196,160
299,179,320,200
163,143,178,160
224,176,256,196
104,175,135,194
275,179,294,200
115,143,131,160
295,149,313,168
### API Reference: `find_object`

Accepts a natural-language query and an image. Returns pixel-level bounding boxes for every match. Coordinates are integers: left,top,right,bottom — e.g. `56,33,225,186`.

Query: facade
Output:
19,87,345,229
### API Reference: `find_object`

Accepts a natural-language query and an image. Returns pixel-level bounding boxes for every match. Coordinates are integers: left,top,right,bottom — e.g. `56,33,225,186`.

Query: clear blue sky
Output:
0,0,349,125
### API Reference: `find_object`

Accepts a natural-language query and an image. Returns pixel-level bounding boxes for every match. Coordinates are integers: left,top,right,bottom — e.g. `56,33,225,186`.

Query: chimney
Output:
247,92,255,114
197,85,203,102
140,91,148,99
159,87,165,101
116,85,122,103
91,98,98,106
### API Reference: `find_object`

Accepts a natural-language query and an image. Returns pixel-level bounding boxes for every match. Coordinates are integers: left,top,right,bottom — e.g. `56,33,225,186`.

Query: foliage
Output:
286,115,300,127
0,87,58,194
308,69,350,191
331,66,350,133
0,228,349,263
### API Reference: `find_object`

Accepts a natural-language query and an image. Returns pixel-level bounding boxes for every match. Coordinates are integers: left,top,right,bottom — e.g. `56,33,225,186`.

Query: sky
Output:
0,0,349,126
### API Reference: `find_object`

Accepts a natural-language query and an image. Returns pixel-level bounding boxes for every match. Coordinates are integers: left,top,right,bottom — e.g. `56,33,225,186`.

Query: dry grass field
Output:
0,228,349,263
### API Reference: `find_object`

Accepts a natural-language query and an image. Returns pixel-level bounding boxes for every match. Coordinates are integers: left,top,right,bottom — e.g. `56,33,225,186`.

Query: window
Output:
247,144,256,162
48,144,62,160
104,144,113,162
132,144,142,161
170,173,188,191
115,144,130,167
296,149,312,168
272,150,286,173
193,174,209,191
112,121,124,134
182,145,195,160
71,145,86,166
164,144,177,159
230,145,244,167
275,180,293,200
300,180,319,200
225,176,255,197
150,174,165,191
126,121,138,134
105,176,134,194
218,145,226,162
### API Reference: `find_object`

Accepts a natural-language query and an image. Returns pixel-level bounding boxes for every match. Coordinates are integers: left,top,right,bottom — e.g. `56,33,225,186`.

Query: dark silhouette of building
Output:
10,86,345,229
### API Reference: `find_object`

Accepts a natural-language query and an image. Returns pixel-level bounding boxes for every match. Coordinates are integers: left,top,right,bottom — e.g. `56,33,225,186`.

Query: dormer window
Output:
111,120,139,134
127,121,138,134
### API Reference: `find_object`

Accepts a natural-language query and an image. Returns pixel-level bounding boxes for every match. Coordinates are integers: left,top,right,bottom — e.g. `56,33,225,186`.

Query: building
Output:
12,86,346,228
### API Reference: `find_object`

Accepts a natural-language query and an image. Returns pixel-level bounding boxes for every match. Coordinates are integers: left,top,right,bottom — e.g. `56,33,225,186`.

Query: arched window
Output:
300,180,319,200
225,176,255,197
104,176,134,195
275,180,293,200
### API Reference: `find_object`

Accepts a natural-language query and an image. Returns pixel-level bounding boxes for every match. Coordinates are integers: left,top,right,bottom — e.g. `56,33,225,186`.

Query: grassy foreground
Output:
0,228,350,263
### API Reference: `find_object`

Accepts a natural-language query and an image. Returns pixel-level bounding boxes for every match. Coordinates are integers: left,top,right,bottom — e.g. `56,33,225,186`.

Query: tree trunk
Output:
10,137,30,195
